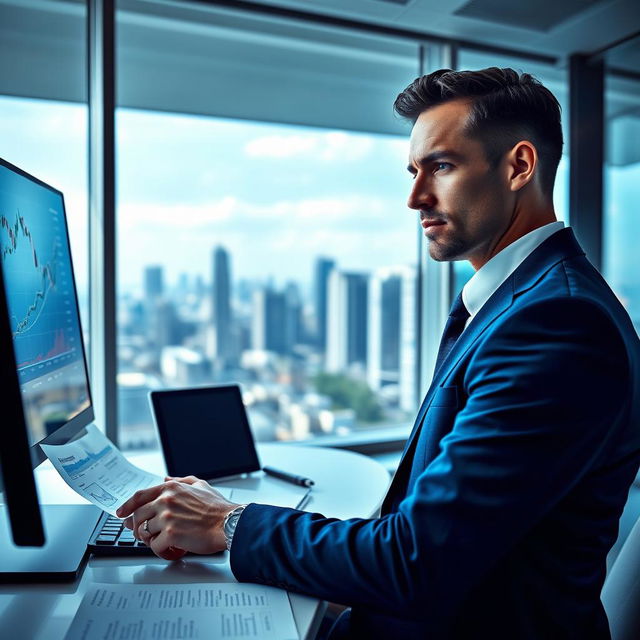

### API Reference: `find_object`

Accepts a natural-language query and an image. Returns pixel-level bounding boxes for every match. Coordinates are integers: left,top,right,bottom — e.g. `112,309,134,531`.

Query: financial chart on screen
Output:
0,161,90,445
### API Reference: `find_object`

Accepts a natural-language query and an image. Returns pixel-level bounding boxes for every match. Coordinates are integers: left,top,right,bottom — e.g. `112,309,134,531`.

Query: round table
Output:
1,444,390,640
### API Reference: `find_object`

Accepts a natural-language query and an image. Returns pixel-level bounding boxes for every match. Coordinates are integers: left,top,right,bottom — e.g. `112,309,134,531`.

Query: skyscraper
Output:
144,265,164,301
149,299,180,349
368,269,401,391
398,267,417,413
314,257,336,352
367,266,417,412
211,246,232,363
284,281,303,353
252,287,287,354
326,270,369,372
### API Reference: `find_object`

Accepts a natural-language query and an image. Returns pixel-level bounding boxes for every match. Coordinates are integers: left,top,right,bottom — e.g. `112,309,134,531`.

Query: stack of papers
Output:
65,583,299,639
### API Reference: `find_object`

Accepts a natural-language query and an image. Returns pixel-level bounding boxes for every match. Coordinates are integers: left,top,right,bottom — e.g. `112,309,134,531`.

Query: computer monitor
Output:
0,157,100,581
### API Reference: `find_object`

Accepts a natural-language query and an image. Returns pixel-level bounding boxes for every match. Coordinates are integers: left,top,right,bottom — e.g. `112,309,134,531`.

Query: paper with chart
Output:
40,424,164,516
64,583,299,640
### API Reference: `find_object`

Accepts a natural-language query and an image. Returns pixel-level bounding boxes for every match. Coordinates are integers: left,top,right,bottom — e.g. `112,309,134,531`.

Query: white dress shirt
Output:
461,221,565,327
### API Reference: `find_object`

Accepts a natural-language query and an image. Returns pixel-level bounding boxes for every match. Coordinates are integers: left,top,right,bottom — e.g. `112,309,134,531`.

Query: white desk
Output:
0,444,390,639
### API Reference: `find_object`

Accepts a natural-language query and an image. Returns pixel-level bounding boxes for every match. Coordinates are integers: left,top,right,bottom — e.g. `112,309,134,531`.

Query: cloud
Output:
244,135,318,158
118,197,236,229
242,195,389,221
119,194,394,230
319,132,374,162
243,131,375,163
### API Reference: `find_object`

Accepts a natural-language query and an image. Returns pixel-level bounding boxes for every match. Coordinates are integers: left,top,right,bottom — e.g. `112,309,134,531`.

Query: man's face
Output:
406,99,513,269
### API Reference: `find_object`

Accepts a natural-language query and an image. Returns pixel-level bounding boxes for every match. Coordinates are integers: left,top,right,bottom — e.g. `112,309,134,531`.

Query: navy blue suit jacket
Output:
231,229,640,639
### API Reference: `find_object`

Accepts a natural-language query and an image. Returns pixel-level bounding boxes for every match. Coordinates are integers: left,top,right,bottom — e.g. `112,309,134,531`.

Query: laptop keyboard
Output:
87,511,154,556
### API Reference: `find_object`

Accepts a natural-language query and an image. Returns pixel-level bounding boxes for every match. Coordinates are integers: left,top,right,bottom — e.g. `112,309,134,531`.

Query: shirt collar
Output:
462,221,565,319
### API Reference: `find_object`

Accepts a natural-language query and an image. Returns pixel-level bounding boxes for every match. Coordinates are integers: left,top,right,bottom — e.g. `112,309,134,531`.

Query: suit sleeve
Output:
230,296,630,619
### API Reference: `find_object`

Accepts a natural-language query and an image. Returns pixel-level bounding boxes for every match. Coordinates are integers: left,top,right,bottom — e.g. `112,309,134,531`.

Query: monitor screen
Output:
0,159,91,450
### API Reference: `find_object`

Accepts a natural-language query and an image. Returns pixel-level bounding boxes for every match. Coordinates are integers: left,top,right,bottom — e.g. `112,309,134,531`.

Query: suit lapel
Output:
405,279,514,456
382,282,515,513
383,228,586,512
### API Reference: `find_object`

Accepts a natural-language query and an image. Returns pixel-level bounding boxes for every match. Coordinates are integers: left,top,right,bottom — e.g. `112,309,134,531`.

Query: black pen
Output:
263,466,315,488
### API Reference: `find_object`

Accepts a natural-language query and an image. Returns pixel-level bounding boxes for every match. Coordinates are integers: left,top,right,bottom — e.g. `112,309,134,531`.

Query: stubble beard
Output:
427,232,470,262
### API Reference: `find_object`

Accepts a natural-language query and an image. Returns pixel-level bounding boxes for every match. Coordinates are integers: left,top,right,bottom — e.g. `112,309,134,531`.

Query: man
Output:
118,68,640,639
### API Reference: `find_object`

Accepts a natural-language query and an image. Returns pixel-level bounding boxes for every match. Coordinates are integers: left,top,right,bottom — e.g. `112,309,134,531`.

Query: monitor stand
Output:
0,504,101,583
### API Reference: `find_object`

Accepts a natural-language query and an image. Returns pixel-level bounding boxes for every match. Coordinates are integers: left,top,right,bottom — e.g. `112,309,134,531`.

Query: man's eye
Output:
435,162,451,172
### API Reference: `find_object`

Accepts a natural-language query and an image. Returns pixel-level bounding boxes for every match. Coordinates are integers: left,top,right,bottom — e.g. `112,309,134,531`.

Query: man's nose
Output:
407,177,436,211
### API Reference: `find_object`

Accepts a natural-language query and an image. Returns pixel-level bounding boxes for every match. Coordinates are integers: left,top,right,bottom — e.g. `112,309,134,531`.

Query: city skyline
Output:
118,248,419,447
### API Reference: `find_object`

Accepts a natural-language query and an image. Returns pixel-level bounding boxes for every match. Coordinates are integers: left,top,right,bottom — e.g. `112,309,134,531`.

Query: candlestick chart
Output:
0,204,83,382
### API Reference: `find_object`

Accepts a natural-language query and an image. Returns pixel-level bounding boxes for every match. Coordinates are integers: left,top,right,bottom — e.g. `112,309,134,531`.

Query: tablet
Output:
149,385,261,480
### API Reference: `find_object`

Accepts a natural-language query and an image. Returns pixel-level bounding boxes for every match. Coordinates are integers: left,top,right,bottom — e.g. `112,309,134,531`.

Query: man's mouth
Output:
421,219,446,230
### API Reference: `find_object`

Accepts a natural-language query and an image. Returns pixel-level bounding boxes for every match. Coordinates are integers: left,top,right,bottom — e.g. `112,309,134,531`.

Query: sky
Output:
115,108,415,294
0,95,636,321
0,96,419,297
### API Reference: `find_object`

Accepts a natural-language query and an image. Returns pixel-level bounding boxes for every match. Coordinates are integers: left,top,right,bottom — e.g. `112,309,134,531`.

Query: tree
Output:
313,372,383,423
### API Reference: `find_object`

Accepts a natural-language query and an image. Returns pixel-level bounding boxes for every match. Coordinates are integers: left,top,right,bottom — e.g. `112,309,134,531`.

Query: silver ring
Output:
143,519,149,533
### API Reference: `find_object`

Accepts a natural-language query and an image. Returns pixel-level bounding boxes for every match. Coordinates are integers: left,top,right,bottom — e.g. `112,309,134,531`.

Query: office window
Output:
0,1,88,329
451,50,570,293
116,113,419,448
115,1,425,449
604,38,640,335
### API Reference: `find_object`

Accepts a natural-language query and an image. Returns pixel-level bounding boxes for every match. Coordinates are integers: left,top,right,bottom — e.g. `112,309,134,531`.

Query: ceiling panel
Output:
453,0,604,33
233,0,640,60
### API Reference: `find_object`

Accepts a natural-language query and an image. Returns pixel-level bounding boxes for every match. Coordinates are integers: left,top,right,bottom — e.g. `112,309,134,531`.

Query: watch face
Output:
224,506,246,549
227,513,240,533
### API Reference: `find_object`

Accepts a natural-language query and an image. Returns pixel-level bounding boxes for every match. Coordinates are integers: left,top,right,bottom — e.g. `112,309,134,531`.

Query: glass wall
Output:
452,49,570,294
604,36,640,335
115,0,425,449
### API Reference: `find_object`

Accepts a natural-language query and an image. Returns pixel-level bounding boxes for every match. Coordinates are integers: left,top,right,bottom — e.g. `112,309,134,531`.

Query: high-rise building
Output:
161,346,210,386
398,267,418,413
144,265,164,300
176,271,189,293
367,266,417,412
194,274,206,301
368,269,401,390
148,299,180,349
284,281,303,351
314,257,335,352
252,287,288,354
326,270,369,372
211,246,232,363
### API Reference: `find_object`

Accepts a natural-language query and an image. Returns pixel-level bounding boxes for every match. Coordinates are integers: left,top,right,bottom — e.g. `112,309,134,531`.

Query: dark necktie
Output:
434,292,470,375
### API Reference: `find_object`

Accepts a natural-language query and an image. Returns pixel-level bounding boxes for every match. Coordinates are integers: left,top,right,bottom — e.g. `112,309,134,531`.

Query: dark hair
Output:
394,67,563,196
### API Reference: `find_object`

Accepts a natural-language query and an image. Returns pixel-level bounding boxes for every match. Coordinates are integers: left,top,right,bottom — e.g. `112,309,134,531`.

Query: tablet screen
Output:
150,385,261,480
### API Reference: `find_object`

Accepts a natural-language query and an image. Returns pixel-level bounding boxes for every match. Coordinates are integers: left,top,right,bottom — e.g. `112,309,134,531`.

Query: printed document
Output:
40,425,307,517
64,583,299,640
40,424,164,516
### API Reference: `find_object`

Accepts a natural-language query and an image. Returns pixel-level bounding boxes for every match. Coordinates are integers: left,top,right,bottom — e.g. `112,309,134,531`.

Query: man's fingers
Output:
129,504,157,535
169,475,200,485
150,530,187,561
137,519,153,545
161,546,187,561
116,483,165,518
120,503,156,533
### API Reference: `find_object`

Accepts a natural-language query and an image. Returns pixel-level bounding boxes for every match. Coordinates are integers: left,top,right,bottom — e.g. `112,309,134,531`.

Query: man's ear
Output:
506,141,538,192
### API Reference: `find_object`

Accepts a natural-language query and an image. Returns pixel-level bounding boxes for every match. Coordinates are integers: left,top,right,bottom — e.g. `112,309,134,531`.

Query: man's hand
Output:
116,476,240,561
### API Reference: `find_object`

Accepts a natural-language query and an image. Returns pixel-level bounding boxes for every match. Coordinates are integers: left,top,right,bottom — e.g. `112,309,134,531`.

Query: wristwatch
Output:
223,504,248,550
